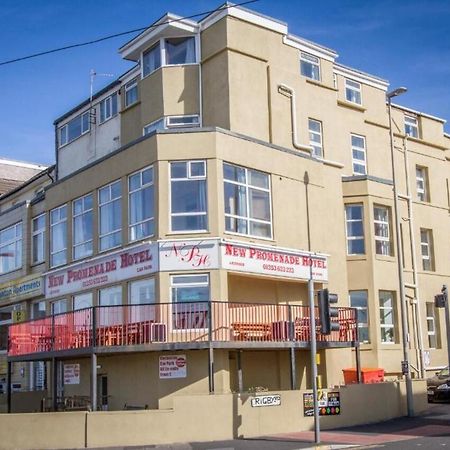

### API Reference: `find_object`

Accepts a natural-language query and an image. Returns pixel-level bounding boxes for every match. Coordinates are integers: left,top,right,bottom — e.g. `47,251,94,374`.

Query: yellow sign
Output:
0,275,43,304
0,358,7,375
12,310,27,323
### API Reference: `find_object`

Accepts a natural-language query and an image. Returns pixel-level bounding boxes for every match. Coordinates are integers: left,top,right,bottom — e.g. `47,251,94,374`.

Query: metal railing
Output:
8,302,357,356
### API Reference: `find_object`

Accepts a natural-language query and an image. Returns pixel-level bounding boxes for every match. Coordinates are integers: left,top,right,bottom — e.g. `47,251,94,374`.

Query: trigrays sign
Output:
0,275,43,305
251,394,281,407
221,241,328,282
45,243,158,298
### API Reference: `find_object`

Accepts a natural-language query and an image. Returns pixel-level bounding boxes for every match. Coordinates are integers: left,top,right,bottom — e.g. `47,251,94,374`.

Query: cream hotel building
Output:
0,3,449,414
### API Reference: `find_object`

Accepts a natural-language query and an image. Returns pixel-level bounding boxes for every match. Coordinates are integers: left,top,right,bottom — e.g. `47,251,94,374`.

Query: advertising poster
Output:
303,391,340,416
64,364,80,385
159,355,187,379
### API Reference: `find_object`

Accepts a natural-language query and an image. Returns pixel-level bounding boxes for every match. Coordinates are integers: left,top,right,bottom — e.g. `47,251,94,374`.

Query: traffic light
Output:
318,288,340,334
435,285,448,308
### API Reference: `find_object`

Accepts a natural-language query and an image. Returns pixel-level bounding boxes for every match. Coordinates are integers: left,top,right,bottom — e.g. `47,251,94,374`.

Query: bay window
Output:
50,205,67,267
125,79,138,107
223,163,272,239
374,206,391,256
129,166,154,241
0,222,22,273
73,193,93,260
349,290,369,343
170,160,207,232
379,291,396,343
345,204,365,255
99,180,122,251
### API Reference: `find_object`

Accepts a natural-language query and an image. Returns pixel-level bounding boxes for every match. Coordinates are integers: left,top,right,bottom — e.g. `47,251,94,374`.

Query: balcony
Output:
7,302,357,359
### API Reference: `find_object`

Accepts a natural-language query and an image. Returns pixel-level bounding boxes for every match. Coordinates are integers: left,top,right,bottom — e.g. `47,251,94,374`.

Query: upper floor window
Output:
420,228,434,271
374,206,391,256
416,166,429,202
379,290,396,343
143,37,196,77
349,290,369,343
224,163,272,239
300,52,320,81
345,79,362,105
345,204,365,255
129,166,154,241
50,205,67,267
59,112,90,147
99,180,122,251
51,299,67,315
100,93,118,123
143,115,200,136
143,118,165,135
308,119,323,158
170,161,207,232
405,115,419,138
73,193,93,260
351,134,367,175
73,292,93,311
125,79,138,107
32,214,45,264
0,223,22,274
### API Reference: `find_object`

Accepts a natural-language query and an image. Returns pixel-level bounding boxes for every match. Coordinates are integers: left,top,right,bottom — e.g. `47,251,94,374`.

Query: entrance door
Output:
97,375,108,410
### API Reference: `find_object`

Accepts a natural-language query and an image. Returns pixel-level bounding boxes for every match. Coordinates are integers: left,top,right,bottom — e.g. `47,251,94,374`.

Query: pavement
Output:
86,402,450,450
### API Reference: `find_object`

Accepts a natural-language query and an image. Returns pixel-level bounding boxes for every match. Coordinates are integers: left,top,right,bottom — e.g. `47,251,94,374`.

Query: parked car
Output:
427,366,450,402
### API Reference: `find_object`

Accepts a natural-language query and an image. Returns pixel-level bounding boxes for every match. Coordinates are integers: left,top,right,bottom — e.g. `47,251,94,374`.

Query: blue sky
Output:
1,0,449,165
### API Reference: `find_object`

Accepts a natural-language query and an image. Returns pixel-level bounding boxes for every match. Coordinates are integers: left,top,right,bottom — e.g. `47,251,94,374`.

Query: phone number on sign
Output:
262,264,294,274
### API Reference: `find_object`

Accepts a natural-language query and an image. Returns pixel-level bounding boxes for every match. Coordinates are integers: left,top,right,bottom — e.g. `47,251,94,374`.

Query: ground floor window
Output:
99,285,122,325
171,274,209,329
73,292,93,310
51,299,67,315
349,290,369,343
129,278,156,322
31,361,45,391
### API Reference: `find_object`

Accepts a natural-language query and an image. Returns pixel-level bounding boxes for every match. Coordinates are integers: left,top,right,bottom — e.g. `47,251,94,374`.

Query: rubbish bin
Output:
342,368,384,384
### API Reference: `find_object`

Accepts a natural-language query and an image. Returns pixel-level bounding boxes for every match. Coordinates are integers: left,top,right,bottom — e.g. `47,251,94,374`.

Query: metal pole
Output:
288,305,297,390
388,97,414,416
304,171,320,443
51,358,57,411
208,301,215,393
91,353,97,411
6,361,12,413
355,313,362,383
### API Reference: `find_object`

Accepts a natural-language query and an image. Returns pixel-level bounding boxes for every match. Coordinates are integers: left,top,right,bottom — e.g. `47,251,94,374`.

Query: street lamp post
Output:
387,87,414,417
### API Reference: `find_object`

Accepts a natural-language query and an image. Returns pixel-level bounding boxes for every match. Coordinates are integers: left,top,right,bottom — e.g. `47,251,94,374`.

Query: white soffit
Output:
283,35,337,62
391,103,446,124
333,64,389,91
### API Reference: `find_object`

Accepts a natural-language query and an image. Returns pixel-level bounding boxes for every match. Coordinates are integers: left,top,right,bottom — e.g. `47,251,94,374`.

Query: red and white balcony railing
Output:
8,302,357,357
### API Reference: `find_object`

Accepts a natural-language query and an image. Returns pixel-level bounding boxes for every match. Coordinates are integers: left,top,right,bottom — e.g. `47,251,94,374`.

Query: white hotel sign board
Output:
45,243,158,298
220,241,328,282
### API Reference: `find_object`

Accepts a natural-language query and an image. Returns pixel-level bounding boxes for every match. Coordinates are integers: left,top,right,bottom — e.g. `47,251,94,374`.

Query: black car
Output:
427,366,450,402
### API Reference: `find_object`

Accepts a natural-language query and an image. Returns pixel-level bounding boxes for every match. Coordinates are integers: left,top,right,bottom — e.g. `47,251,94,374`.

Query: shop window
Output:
345,204,365,255
50,205,67,268
349,290,369,343
99,180,122,251
223,163,272,239
379,291,396,343
73,193,93,260
170,160,207,232
0,222,22,274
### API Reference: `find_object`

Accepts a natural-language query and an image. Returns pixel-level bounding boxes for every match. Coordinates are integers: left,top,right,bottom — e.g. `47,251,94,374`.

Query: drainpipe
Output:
403,137,425,378
196,31,203,127
277,84,313,155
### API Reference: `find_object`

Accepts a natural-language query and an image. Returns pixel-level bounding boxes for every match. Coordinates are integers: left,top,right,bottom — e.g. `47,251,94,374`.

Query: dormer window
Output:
405,115,419,138
300,52,320,81
345,79,362,105
142,36,197,78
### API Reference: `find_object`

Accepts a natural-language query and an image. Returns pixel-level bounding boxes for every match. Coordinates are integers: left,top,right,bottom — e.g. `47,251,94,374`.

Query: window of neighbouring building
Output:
223,163,272,239
308,119,323,158
73,193,93,260
59,111,90,147
50,205,67,268
170,160,207,232
124,79,138,107
416,166,429,202
345,79,362,105
420,228,434,271
171,274,209,329
379,290,396,343
32,214,45,264
99,180,122,251
374,206,391,256
351,134,367,175
345,204,365,255
99,92,118,123
129,166,154,241
349,290,369,343
0,222,22,274
300,52,320,81
405,115,419,138
426,302,439,349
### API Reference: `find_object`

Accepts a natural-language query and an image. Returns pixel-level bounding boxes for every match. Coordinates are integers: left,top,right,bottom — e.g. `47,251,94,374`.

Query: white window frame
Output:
349,290,369,343
345,204,365,255
124,79,138,107
32,214,45,264
308,119,323,158
51,299,67,315
374,206,391,256
143,115,200,136
59,111,90,147
73,193,93,260
128,166,155,242
141,36,198,78
420,228,434,271
379,291,396,344
300,52,320,81
50,204,67,268
99,92,118,123
99,180,122,252
73,292,93,311
351,134,367,175
345,79,362,105
223,163,273,240
170,160,208,233
416,166,428,202
0,222,22,274
405,115,419,138
426,302,438,349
